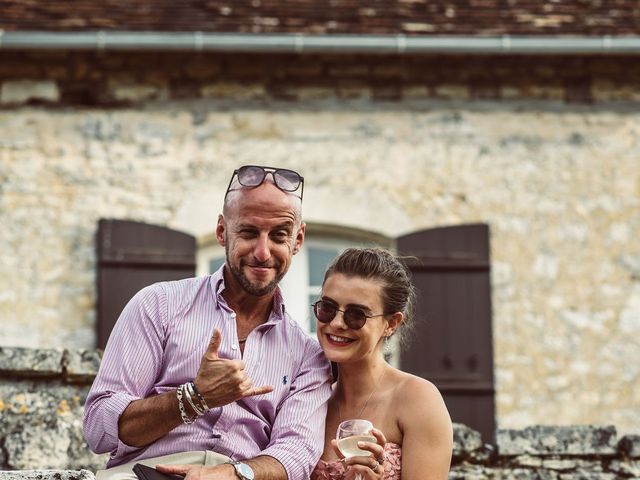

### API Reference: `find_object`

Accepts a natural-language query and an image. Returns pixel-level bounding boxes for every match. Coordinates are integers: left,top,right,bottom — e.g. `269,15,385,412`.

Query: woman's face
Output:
316,273,389,364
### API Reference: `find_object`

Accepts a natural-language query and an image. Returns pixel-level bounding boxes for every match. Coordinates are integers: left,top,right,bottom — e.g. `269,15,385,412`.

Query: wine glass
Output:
336,419,375,457
336,419,376,479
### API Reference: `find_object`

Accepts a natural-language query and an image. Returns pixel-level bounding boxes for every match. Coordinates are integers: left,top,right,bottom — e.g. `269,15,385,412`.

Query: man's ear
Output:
293,222,305,255
216,214,226,246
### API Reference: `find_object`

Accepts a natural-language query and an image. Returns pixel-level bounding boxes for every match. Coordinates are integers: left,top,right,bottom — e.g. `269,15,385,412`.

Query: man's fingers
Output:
205,328,222,359
242,384,274,397
155,464,189,476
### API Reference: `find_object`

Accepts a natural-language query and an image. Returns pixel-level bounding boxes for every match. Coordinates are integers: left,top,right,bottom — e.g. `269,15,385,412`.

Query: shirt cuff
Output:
261,442,317,480
100,392,145,461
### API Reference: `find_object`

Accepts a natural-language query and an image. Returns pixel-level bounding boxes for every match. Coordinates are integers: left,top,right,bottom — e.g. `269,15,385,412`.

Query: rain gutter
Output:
0,31,639,54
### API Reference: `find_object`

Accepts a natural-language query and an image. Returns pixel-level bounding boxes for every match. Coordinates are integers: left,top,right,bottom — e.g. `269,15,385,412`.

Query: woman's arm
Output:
397,376,453,480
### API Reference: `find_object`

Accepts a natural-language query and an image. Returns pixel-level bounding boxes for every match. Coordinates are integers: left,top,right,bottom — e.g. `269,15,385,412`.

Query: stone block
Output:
497,426,618,456
434,84,470,99
402,85,430,99
542,459,578,471
448,465,495,479
0,80,60,104
558,473,615,480
0,404,107,470
499,468,557,480
402,22,436,32
294,86,336,100
608,459,640,477
453,423,484,458
0,348,63,379
200,82,266,99
62,350,102,384
619,434,640,458
109,83,166,103
512,455,543,468
0,471,95,480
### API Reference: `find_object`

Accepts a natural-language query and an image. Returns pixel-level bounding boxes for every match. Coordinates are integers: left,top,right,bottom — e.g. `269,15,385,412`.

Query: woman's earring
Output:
383,335,391,354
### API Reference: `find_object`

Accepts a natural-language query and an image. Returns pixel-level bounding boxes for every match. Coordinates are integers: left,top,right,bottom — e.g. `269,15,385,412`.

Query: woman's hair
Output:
323,247,416,341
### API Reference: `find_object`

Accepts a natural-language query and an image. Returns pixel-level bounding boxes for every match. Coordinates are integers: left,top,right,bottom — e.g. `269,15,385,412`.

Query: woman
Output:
311,248,452,480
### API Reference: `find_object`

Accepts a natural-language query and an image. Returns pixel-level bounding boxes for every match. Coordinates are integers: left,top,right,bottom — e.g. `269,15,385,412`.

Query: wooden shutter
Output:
397,224,495,443
96,219,196,349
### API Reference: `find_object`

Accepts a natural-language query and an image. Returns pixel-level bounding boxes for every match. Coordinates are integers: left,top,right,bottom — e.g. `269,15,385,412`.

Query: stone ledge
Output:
0,471,95,480
497,425,618,456
0,348,64,379
0,348,101,384
62,350,102,384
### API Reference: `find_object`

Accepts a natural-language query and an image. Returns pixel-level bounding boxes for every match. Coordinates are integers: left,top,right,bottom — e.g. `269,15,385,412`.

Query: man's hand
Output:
194,328,273,409
156,464,237,480
157,455,287,480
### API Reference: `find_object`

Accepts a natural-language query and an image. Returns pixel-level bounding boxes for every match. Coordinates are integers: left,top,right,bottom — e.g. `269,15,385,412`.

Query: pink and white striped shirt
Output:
83,267,332,480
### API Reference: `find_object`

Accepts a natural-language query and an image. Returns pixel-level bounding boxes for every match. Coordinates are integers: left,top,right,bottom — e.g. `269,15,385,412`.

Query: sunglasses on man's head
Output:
311,300,388,330
225,165,304,199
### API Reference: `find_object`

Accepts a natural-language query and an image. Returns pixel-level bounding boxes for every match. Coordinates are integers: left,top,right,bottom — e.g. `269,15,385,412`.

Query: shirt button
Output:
231,344,238,350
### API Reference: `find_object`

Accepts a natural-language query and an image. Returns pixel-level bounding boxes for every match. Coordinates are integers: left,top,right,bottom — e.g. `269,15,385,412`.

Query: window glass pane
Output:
309,294,318,333
209,257,225,274
308,247,339,285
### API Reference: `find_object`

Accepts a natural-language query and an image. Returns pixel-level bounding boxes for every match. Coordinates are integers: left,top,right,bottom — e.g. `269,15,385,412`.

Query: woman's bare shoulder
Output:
392,370,444,402
390,370,452,433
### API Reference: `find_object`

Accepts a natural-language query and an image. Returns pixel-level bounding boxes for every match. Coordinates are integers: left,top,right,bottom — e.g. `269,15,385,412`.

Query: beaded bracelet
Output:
176,383,196,425
184,382,206,416
189,381,210,411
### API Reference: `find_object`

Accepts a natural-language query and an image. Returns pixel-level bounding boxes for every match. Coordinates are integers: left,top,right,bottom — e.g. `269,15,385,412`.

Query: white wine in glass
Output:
336,419,376,458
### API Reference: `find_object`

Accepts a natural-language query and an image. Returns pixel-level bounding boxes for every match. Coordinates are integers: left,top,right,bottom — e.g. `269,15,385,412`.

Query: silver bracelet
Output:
176,383,196,424
184,382,206,416
189,381,210,412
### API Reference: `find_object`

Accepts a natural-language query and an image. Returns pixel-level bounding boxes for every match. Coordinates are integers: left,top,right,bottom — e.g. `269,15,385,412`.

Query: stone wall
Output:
0,347,107,471
0,50,639,437
1,98,638,434
1,347,639,478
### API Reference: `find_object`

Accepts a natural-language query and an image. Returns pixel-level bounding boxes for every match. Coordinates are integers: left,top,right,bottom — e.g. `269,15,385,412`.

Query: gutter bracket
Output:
294,33,303,53
396,34,407,54
501,34,512,52
97,31,106,50
194,31,203,51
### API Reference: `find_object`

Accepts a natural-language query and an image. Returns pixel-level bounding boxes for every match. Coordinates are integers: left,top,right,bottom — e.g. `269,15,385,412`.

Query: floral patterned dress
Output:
311,443,402,480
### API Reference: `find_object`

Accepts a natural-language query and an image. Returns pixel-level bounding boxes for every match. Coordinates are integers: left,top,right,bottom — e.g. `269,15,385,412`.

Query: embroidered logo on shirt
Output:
282,375,288,385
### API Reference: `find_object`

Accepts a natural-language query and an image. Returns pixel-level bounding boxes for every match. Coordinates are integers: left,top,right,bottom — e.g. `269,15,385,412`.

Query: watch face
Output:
235,462,255,480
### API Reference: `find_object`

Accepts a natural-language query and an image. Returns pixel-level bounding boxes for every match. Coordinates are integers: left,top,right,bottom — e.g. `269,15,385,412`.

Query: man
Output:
84,165,332,480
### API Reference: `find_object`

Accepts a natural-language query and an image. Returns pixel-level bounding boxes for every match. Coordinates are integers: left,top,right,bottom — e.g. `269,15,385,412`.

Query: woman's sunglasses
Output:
225,165,304,199
311,300,388,330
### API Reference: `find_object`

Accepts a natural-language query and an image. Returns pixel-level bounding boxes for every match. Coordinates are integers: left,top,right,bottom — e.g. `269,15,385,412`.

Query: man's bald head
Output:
223,181,303,227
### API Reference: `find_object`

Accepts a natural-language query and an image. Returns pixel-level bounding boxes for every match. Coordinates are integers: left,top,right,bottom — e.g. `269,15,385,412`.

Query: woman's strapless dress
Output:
311,442,401,480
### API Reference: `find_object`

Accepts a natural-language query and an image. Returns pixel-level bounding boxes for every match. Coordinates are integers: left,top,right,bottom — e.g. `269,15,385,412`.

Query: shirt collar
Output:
210,264,287,322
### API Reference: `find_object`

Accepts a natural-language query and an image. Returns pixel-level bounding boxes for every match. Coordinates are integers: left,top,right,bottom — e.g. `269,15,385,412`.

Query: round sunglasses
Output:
311,300,388,330
225,165,304,199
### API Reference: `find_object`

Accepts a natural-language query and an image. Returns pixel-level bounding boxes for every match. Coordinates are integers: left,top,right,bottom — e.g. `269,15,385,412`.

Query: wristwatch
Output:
229,461,255,480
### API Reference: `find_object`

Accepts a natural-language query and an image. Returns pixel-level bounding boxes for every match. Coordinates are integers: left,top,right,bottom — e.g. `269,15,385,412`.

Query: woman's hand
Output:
331,427,388,479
